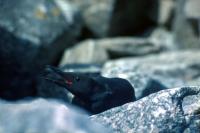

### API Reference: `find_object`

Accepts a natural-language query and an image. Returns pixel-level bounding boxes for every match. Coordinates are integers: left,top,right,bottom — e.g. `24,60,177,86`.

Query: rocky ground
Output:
0,0,200,133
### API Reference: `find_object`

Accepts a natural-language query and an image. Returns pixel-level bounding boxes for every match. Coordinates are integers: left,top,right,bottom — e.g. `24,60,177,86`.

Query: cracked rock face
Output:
0,98,111,133
91,87,200,133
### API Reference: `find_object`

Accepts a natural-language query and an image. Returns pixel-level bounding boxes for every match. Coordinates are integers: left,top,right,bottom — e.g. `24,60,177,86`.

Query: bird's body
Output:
44,66,135,114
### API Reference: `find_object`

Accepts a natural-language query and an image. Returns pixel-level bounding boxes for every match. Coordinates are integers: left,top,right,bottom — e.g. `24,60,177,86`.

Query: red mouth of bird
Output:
65,80,73,86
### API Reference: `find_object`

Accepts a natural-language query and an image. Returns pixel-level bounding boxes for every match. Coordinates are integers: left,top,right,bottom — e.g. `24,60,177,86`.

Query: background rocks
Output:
152,0,174,27
67,0,156,37
173,0,200,49
60,35,169,65
60,39,108,65
0,0,82,100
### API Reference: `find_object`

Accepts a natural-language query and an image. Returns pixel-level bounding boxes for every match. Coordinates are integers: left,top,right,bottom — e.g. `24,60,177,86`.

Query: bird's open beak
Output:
43,66,90,101
43,65,67,87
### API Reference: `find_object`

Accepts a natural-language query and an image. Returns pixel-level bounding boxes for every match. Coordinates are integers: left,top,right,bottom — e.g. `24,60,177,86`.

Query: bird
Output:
43,66,136,114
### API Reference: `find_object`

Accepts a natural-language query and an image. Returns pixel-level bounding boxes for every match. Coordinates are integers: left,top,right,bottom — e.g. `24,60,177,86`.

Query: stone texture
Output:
151,0,175,26
184,0,200,18
67,0,156,37
67,0,113,37
60,39,108,65
59,36,167,64
149,28,175,50
0,98,111,133
0,0,82,100
91,87,200,133
60,64,102,74
97,37,164,58
102,50,200,99
173,0,200,49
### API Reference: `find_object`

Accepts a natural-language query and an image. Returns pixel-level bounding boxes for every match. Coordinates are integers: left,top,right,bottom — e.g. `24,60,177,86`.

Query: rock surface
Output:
91,86,200,133
67,0,156,37
152,0,175,26
60,39,108,65
60,63,102,74
60,36,167,64
0,0,82,100
0,98,111,133
97,37,164,58
173,0,200,49
184,0,200,18
102,50,200,99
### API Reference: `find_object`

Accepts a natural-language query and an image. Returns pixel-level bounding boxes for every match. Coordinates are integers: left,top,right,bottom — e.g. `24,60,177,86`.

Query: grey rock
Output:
150,0,175,26
60,64,102,74
60,37,166,64
150,28,175,51
67,0,156,37
97,37,164,58
60,39,108,65
0,98,111,133
91,86,200,133
173,0,200,49
66,0,114,37
0,0,81,65
102,50,200,99
0,0,82,99
184,0,200,18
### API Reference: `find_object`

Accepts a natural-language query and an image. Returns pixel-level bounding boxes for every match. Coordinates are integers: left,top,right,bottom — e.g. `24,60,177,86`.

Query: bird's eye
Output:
75,77,80,81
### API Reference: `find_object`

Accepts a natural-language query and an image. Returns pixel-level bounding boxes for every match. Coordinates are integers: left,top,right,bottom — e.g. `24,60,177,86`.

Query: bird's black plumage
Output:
44,66,136,114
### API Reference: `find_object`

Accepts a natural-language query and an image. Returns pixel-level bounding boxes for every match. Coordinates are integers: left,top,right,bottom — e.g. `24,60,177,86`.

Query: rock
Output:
0,98,111,133
107,0,156,37
184,0,200,18
150,0,175,26
173,0,200,49
61,63,102,74
67,0,156,37
102,50,200,99
0,0,82,100
150,28,175,51
60,37,165,63
97,37,164,58
59,39,108,65
91,86,200,133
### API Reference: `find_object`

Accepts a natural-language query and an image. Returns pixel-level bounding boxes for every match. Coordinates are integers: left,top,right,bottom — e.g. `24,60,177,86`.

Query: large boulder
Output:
0,0,82,100
67,0,156,37
96,37,164,58
60,36,167,65
91,86,200,132
0,98,111,133
59,39,108,65
102,50,200,99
